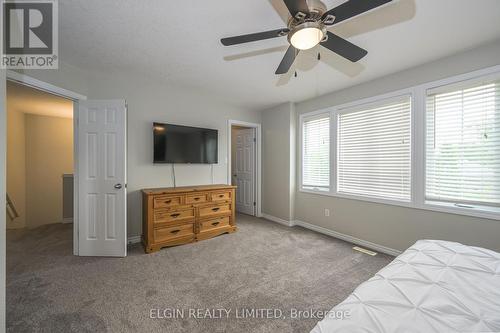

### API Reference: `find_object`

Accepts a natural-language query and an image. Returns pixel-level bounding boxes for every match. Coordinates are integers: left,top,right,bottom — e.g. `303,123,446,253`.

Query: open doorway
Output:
5,74,128,258
6,81,74,252
5,72,128,260
228,120,261,217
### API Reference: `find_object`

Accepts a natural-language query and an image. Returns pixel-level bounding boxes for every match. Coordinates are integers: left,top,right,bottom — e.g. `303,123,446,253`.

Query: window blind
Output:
302,115,330,191
426,80,500,206
337,97,412,201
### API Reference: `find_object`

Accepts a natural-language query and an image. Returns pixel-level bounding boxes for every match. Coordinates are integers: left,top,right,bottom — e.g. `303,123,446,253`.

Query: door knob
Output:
114,184,122,189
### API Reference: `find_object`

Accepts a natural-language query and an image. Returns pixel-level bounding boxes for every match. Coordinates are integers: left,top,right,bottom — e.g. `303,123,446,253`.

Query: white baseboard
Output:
127,235,142,245
293,219,402,257
62,217,73,224
262,213,294,227
261,213,401,257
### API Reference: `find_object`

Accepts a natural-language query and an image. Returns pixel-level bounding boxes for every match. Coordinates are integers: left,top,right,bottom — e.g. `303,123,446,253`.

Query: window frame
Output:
299,110,331,193
420,69,500,220
298,64,500,221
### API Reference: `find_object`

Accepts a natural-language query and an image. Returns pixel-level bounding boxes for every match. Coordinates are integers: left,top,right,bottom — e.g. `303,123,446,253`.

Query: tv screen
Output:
153,122,218,164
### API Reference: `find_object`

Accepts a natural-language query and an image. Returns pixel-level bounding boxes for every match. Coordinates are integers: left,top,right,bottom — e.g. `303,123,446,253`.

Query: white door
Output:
233,128,255,215
77,100,127,257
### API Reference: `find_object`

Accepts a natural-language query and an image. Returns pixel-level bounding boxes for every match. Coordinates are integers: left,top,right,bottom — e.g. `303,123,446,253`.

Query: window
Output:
302,114,330,191
426,79,500,208
298,67,500,219
337,96,412,202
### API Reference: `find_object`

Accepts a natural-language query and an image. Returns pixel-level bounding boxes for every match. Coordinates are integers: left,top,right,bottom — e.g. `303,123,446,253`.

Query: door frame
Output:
6,70,87,255
227,120,262,217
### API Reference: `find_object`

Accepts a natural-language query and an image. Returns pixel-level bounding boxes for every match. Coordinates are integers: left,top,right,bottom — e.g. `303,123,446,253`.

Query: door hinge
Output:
253,202,256,206
253,138,256,142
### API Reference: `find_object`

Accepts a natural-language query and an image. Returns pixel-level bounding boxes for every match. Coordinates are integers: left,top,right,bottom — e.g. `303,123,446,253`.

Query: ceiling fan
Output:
221,0,392,75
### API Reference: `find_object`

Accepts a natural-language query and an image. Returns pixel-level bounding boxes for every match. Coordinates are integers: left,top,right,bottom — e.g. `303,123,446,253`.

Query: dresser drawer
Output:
153,195,182,209
154,208,195,224
154,224,194,243
210,191,231,202
200,216,230,232
199,203,231,218
186,193,207,204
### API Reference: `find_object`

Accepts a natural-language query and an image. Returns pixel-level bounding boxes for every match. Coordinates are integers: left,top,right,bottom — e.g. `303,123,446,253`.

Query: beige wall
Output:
297,39,500,112
262,102,295,221
292,39,500,252
18,65,262,237
6,109,26,229
25,114,73,227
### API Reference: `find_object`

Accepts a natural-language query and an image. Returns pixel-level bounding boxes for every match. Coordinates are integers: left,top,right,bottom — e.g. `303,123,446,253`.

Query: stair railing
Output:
6,193,19,220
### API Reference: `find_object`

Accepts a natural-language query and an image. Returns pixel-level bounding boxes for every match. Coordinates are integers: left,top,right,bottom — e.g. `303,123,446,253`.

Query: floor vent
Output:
353,246,377,256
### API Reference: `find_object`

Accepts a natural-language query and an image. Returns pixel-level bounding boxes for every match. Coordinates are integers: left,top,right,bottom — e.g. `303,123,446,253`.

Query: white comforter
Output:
311,240,500,333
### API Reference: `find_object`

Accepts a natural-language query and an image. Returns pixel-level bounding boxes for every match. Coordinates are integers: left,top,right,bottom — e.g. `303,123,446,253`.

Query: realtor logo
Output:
2,0,58,68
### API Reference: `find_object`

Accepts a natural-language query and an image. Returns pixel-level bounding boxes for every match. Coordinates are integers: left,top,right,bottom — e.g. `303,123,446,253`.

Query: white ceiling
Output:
7,81,73,118
59,0,500,110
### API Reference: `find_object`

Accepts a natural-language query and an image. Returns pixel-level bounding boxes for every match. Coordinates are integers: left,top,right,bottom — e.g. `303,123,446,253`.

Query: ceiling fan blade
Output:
321,32,367,62
323,0,392,25
221,29,289,46
275,46,299,75
282,0,309,17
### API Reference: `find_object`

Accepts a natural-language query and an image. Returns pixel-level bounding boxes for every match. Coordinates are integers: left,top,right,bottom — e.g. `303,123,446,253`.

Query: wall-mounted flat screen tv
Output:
153,122,218,164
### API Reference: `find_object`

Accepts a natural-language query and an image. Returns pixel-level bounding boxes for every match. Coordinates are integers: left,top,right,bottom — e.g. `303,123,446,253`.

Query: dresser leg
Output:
145,246,159,254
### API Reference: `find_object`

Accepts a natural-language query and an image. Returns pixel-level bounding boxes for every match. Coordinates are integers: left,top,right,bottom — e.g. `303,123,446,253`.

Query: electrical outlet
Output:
324,208,330,217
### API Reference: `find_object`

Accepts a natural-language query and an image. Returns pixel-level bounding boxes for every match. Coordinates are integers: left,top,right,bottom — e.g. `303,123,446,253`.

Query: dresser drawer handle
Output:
211,222,220,226
170,213,181,218
211,207,220,212
170,229,181,234
218,194,224,198
194,197,200,201
164,200,172,204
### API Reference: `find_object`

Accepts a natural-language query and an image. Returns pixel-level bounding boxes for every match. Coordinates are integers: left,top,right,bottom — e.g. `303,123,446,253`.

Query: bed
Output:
311,239,500,333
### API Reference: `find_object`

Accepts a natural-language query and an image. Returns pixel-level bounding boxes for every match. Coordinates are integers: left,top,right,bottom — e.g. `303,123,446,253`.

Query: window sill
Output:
299,188,413,208
298,189,500,221
423,201,500,221
301,187,329,193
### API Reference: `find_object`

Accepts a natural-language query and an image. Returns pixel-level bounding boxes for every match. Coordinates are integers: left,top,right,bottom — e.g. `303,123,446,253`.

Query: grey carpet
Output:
7,214,393,333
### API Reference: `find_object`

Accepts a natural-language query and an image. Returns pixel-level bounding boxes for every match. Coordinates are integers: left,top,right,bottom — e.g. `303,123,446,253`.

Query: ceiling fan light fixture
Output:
288,22,325,50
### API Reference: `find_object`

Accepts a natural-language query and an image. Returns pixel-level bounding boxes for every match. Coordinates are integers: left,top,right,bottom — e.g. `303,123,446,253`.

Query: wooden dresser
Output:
142,184,237,253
